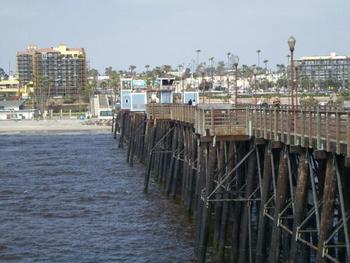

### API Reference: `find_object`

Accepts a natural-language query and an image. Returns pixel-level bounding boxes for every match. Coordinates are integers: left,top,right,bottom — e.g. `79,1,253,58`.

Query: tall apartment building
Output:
17,44,87,97
296,53,350,84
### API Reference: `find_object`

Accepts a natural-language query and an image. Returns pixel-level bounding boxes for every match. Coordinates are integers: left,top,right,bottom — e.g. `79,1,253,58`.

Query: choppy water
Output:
0,132,195,262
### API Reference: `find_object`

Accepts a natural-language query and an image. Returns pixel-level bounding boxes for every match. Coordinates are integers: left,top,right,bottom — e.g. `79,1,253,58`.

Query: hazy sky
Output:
1,0,349,73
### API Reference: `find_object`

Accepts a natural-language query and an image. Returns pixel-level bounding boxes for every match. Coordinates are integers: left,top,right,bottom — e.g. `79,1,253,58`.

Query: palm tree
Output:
263,60,269,71
129,65,136,76
109,71,120,102
162,65,173,75
105,66,113,77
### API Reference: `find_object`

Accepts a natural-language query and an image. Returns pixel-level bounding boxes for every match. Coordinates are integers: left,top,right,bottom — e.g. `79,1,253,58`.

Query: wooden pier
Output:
113,103,350,263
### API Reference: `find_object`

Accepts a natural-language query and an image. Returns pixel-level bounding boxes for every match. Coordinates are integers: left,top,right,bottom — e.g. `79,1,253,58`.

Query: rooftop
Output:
17,44,85,56
298,52,349,61
0,100,25,108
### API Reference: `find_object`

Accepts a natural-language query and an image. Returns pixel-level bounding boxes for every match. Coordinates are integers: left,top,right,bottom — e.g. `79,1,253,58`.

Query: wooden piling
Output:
144,124,156,192
256,144,273,262
238,142,257,263
269,147,289,263
316,155,337,262
289,150,308,261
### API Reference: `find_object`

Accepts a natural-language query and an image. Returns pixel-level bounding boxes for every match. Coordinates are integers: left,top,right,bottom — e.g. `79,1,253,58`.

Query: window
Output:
100,110,112,116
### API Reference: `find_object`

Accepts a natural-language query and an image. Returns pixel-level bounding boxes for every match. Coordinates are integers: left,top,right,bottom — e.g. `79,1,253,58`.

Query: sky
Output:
1,0,349,74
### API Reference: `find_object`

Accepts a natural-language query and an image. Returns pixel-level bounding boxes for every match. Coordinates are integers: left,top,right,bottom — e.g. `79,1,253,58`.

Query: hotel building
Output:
17,44,87,97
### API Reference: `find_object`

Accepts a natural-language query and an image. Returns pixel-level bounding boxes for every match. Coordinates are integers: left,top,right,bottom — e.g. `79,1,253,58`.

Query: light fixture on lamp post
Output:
288,36,296,109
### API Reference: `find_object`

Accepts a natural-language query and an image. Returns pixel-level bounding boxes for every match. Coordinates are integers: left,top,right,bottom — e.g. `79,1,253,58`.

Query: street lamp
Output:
256,49,261,68
288,36,296,109
230,55,239,105
197,63,206,104
226,52,231,97
263,59,269,92
195,50,201,94
253,67,258,104
196,49,201,69
178,64,184,103
209,57,214,103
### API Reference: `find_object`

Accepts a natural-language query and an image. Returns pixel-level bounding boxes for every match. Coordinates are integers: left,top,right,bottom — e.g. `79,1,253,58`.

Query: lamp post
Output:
198,62,206,104
231,55,239,105
286,54,291,104
196,49,201,68
178,64,184,103
256,49,261,68
227,52,231,96
196,50,201,95
209,57,214,104
264,59,268,92
253,68,258,104
288,36,296,109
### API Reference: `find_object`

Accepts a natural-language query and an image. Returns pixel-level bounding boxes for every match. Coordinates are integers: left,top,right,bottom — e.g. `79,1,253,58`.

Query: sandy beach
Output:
0,119,111,133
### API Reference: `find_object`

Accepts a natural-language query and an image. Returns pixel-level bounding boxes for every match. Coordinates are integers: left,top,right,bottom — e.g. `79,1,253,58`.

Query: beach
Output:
0,119,111,133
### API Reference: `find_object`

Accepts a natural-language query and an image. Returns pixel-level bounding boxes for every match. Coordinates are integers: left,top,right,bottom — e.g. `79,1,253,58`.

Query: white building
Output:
90,95,112,119
0,100,37,120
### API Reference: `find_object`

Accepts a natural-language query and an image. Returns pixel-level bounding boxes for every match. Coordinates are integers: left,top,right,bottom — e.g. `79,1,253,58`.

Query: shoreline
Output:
0,119,111,134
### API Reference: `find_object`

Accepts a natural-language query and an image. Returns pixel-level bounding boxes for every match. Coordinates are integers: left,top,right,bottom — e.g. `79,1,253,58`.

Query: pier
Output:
113,103,350,263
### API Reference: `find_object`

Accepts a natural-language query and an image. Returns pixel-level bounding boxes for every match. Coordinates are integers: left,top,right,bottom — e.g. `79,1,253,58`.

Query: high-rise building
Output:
17,44,87,97
296,53,350,85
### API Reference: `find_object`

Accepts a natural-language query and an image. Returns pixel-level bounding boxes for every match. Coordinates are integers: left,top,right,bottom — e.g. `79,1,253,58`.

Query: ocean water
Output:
0,132,196,262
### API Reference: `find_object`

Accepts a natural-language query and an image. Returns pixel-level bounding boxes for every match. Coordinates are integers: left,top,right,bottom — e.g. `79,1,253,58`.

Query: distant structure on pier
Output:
16,44,87,97
119,77,199,111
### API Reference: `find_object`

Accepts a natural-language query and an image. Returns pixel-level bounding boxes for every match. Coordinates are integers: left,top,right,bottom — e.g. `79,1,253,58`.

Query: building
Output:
296,53,350,85
90,94,112,119
0,79,35,99
0,79,19,99
120,78,147,111
17,44,87,97
0,100,38,120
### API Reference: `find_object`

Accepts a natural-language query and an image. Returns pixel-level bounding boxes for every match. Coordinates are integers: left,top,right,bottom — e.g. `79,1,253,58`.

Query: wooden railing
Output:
146,104,350,156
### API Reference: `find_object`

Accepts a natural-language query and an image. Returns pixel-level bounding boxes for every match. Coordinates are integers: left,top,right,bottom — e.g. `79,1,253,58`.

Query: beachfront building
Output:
0,100,37,120
17,44,87,97
90,94,112,119
296,53,350,87
0,78,34,99
0,79,19,99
